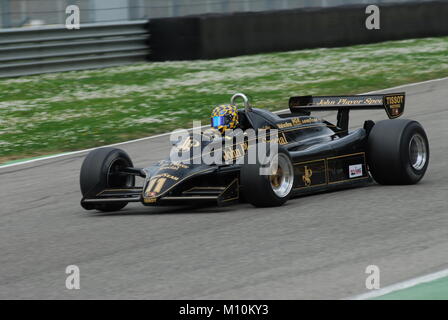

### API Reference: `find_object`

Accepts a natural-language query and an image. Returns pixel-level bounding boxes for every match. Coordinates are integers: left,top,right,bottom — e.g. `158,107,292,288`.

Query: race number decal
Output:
145,177,167,197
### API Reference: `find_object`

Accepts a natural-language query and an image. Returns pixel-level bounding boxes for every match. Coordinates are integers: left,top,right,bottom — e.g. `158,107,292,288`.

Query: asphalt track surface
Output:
1,79,447,299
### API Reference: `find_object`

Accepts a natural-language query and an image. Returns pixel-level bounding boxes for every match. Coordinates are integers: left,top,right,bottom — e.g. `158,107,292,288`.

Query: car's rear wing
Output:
289,92,405,119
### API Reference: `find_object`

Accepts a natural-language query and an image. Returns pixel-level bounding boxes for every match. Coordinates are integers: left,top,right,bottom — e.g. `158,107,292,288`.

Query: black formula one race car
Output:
80,92,429,212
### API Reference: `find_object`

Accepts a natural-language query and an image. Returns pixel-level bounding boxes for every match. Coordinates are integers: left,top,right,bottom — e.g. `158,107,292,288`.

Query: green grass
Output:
373,276,448,300
1,36,448,162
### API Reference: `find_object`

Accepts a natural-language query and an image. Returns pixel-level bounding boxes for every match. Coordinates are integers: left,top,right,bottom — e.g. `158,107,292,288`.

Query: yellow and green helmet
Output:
211,104,239,133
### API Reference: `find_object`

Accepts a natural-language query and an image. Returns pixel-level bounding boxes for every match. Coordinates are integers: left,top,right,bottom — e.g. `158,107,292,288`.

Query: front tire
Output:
241,147,294,207
367,119,429,185
80,147,135,212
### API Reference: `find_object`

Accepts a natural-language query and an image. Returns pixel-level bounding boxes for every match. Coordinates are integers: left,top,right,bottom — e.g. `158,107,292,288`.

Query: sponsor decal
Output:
314,97,383,106
277,117,321,129
385,95,404,105
349,164,363,178
302,166,313,186
262,133,288,145
152,173,180,181
223,141,248,161
384,94,405,118
176,137,200,151
161,163,189,170
277,121,293,129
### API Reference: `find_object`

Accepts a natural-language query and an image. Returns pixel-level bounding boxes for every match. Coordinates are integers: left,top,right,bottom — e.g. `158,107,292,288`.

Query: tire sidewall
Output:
80,148,134,198
241,147,294,207
367,119,429,185
399,122,429,184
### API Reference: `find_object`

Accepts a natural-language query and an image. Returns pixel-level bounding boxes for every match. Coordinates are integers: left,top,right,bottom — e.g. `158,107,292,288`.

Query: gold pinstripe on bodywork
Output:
293,152,368,190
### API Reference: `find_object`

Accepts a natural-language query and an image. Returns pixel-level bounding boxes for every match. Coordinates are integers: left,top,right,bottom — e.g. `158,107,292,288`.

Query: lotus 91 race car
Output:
80,92,429,212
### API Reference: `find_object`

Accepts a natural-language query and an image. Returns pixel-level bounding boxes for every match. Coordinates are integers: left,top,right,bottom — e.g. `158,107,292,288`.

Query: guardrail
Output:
0,21,149,78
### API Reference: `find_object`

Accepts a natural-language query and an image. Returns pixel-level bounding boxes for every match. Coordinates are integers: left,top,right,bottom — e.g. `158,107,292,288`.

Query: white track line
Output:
0,130,203,169
363,76,448,94
1,76,447,170
348,268,448,300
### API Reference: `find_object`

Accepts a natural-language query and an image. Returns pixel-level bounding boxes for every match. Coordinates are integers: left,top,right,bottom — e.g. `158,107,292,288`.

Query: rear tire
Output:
367,119,429,185
80,147,135,212
241,147,294,207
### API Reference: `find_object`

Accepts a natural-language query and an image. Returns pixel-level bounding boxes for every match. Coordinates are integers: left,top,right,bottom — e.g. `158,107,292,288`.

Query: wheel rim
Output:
409,134,427,171
269,153,294,198
107,158,133,188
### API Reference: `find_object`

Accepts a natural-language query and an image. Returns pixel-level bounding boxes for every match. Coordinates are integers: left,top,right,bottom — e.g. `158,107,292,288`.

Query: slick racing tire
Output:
367,119,429,185
80,147,135,212
241,147,294,207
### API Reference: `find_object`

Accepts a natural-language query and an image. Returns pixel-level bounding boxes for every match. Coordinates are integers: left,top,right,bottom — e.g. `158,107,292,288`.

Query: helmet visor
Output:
211,116,227,127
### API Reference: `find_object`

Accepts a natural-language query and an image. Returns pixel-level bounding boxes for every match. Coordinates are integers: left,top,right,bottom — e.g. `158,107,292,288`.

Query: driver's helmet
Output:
211,104,239,134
